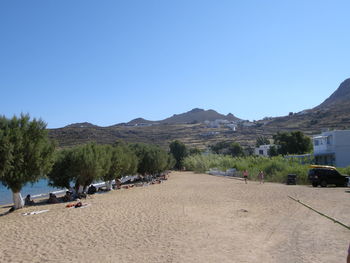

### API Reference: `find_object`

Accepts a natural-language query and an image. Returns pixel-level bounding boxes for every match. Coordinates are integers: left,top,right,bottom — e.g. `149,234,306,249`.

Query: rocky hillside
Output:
122,108,240,126
316,78,350,109
160,108,240,124
263,78,350,132
49,78,350,149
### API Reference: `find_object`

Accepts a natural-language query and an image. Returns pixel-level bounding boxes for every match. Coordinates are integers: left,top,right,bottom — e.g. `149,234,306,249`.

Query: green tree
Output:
48,149,75,189
245,146,255,156
210,141,231,155
210,141,244,157
166,153,176,170
169,140,187,169
188,147,202,155
0,114,55,209
268,145,278,157
228,142,244,157
102,143,138,189
70,143,106,192
273,131,312,155
255,136,270,147
132,143,168,175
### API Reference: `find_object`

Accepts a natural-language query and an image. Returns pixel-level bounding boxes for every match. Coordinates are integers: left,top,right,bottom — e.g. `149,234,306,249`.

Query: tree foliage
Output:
48,149,75,189
48,143,109,190
188,147,202,155
272,131,312,155
210,141,244,157
0,114,55,192
131,143,169,175
49,141,170,190
169,140,187,169
70,143,107,188
103,143,138,182
267,145,279,157
255,136,270,147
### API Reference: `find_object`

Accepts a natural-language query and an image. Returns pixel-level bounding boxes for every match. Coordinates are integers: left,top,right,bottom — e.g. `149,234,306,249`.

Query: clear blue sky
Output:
1,1,349,128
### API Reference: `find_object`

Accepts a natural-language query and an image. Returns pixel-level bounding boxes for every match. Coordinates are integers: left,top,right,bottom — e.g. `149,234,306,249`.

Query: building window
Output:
327,135,333,145
314,140,319,146
259,150,264,155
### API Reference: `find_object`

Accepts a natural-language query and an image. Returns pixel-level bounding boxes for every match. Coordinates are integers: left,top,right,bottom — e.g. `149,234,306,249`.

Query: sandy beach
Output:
0,171,349,263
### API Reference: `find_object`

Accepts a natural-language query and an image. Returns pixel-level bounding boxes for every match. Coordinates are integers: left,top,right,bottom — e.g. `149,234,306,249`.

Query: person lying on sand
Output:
66,199,89,208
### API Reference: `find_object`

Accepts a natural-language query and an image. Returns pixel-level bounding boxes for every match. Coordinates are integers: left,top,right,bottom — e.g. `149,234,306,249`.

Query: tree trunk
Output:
77,185,84,194
13,191,24,209
105,181,113,191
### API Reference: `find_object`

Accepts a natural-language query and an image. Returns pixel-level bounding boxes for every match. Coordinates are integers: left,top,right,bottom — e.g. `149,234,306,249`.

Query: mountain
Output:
121,108,240,126
160,108,240,124
127,118,154,125
316,78,350,110
64,122,99,128
49,78,350,149
263,78,350,132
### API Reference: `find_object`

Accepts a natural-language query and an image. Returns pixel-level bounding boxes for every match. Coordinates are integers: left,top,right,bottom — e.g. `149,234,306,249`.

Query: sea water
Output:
0,179,65,205
0,175,139,205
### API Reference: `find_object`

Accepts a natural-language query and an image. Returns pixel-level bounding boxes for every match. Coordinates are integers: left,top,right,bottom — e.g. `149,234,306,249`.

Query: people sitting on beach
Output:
87,185,97,195
115,179,122,189
77,192,87,199
24,194,35,206
159,173,168,180
47,193,59,204
62,191,74,202
69,186,77,197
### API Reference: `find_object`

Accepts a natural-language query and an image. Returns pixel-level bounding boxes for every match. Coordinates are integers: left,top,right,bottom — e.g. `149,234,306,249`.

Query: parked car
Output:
308,165,348,187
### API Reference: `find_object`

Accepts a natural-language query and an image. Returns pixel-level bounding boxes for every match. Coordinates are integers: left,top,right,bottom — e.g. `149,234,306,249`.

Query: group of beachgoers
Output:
242,170,265,184
23,173,169,208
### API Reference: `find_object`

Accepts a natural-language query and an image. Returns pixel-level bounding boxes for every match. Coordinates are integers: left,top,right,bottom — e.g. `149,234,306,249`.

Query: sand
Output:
0,171,349,263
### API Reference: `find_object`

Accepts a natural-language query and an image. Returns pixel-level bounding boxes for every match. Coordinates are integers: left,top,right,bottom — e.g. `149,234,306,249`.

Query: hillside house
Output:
254,144,273,156
313,130,350,167
205,119,234,128
225,123,237,131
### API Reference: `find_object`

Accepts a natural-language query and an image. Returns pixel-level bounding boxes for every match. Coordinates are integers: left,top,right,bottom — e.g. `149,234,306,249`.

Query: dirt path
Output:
0,171,349,262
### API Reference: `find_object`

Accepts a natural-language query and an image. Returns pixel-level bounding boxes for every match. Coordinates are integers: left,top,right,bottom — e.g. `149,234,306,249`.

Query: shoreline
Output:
0,175,151,208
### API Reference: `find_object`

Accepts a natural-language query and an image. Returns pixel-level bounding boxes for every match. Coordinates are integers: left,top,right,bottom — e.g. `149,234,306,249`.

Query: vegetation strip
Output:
288,195,350,231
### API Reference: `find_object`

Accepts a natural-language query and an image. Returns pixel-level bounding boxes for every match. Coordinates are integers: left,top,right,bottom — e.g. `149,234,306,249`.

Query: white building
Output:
225,123,237,131
313,130,350,167
254,144,273,156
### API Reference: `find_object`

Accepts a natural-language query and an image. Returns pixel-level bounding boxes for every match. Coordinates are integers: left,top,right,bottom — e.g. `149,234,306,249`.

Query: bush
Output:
183,154,310,184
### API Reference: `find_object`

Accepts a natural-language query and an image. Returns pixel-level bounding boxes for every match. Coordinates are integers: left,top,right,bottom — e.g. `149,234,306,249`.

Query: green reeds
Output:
183,154,310,184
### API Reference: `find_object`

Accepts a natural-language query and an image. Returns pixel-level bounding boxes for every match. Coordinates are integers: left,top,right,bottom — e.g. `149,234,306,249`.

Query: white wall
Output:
313,130,350,167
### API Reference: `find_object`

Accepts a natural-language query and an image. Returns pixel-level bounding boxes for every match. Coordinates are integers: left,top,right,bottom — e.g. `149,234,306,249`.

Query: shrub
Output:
183,154,310,184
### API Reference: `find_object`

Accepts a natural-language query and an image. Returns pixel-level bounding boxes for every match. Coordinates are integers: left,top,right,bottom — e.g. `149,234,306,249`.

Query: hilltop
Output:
317,78,350,109
263,78,350,132
120,108,240,126
160,108,240,124
49,78,350,149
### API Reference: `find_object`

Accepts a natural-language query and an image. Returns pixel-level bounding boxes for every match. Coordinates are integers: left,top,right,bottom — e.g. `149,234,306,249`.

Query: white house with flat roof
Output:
254,144,273,156
313,130,350,167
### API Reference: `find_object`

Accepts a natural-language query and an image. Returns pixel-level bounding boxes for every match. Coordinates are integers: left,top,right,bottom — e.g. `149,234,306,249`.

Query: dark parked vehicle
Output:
308,165,348,187
286,174,297,185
